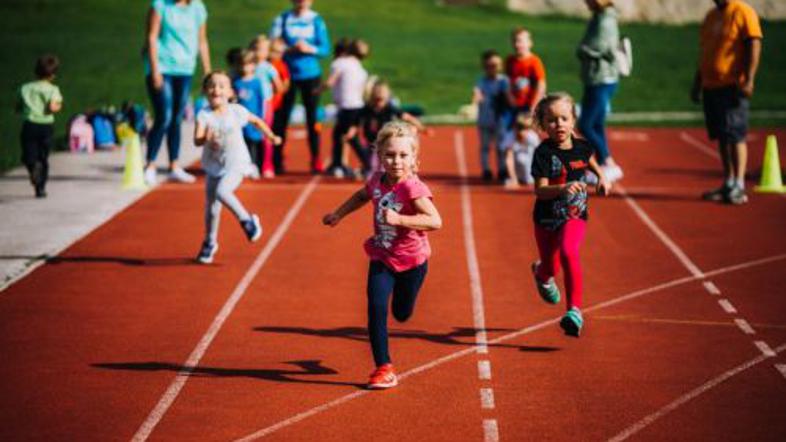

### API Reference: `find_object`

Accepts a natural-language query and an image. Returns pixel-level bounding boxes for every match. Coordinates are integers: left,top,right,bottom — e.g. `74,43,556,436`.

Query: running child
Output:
194,71,282,264
16,54,63,198
502,113,540,189
322,121,442,389
530,92,610,337
472,49,510,182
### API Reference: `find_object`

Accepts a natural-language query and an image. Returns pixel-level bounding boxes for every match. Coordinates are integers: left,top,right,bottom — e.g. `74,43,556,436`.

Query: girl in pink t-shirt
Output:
323,121,442,390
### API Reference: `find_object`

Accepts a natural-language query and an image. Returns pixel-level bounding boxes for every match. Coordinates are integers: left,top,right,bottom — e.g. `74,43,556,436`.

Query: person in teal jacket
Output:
577,0,623,182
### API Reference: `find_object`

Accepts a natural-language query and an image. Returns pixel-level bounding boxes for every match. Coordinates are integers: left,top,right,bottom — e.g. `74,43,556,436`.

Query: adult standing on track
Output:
269,0,331,174
692,0,762,205
143,0,212,185
577,0,623,182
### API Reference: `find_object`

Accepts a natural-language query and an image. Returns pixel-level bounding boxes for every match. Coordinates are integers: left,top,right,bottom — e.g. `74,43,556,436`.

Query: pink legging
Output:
534,219,587,310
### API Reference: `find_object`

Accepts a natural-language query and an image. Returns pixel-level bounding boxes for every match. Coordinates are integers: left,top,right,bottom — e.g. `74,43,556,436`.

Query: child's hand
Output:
597,178,611,196
206,128,220,150
271,135,283,146
423,128,435,137
562,181,587,196
382,208,402,226
504,178,520,190
322,213,341,227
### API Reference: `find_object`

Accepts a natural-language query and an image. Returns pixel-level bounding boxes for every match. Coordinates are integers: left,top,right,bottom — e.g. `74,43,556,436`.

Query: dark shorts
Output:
702,86,749,144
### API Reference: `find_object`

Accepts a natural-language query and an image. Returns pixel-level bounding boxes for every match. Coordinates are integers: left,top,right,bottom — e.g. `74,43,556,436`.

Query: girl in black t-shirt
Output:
530,93,610,337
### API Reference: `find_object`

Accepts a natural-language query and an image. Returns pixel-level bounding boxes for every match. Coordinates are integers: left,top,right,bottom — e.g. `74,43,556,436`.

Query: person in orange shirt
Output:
505,27,546,182
691,0,762,205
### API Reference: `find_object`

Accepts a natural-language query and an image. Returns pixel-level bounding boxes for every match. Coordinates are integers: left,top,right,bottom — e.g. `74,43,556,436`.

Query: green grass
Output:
2,0,785,171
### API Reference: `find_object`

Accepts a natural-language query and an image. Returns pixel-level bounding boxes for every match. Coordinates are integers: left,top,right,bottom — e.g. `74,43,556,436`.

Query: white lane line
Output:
734,319,756,335
702,281,721,295
679,131,720,159
480,388,496,409
478,360,492,381
754,340,776,357
608,342,786,442
483,419,500,442
455,130,490,355
776,364,786,379
616,185,704,278
131,176,320,442
233,253,786,441
718,299,738,314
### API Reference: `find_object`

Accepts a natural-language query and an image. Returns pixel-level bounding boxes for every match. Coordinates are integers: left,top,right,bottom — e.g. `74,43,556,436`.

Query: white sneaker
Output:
144,167,158,186
602,164,624,183
168,166,196,183
246,164,261,180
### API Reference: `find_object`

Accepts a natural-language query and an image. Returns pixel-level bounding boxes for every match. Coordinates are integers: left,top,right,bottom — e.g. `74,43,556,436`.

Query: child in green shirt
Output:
17,54,63,198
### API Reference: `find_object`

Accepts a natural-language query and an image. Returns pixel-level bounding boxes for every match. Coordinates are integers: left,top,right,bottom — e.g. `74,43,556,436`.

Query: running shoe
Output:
241,214,263,242
560,307,584,337
531,261,560,304
196,241,219,264
144,166,158,186
311,157,325,174
702,183,731,202
367,363,398,390
168,166,196,183
724,185,749,205
482,170,494,182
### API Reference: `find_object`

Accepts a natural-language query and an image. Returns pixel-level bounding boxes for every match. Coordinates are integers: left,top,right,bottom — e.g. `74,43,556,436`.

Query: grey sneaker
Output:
702,183,731,202
531,261,560,304
196,241,219,264
725,185,748,205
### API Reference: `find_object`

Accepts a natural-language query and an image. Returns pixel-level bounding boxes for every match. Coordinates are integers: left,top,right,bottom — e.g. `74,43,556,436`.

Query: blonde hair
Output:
374,121,421,173
533,92,577,131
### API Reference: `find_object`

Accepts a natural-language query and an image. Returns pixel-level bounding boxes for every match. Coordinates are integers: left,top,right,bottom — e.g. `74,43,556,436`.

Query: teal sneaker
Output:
560,308,584,337
531,261,560,305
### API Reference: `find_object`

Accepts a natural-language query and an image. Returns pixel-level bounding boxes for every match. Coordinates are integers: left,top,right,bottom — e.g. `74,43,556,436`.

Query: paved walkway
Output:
0,124,199,291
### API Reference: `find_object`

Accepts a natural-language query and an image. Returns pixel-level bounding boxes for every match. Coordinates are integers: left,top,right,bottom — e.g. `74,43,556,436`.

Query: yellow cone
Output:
122,133,147,190
754,135,786,194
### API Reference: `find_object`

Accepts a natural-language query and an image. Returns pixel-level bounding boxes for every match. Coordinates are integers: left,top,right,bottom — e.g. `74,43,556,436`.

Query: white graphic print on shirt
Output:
373,189,403,249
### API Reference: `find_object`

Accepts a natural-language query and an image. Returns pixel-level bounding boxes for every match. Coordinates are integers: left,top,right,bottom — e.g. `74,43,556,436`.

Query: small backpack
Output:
615,36,633,77
68,114,95,153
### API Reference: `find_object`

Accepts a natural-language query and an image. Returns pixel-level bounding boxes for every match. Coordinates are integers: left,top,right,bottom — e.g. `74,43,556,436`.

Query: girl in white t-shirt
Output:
194,71,282,264
502,113,540,188
323,39,370,178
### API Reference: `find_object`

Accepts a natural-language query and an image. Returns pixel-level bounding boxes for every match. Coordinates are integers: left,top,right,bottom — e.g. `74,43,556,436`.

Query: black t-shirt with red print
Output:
531,137,594,231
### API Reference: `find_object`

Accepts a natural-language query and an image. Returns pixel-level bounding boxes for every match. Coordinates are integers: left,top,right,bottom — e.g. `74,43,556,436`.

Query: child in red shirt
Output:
506,27,547,117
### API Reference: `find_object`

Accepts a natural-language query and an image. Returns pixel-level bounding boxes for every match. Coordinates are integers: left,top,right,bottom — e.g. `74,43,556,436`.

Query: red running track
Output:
1,126,785,441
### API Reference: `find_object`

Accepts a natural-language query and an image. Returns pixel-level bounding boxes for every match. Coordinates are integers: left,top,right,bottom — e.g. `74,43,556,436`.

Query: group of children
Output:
472,27,546,188
16,29,611,390
321,37,428,180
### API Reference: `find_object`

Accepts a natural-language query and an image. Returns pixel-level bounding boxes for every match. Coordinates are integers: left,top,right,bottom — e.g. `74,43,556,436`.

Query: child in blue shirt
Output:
232,49,266,179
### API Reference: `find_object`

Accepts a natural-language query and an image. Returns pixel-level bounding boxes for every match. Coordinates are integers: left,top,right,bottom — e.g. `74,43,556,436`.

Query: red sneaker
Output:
367,363,398,389
311,157,325,174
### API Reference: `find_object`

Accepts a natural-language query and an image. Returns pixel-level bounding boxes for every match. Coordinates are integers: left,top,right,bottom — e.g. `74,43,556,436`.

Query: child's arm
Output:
247,114,283,145
588,156,611,196
314,70,339,95
383,197,442,231
401,113,432,136
472,86,483,105
322,187,371,227
193,120,212,147
534,177,585,200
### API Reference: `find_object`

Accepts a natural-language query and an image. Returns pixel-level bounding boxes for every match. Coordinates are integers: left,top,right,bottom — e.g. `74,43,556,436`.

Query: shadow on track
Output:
92,360,365,388
255,326,558,352
0,255,199,266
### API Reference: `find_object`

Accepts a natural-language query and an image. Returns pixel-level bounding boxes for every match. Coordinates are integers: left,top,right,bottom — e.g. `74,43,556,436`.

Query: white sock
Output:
736,177,745,189
725,177,735,189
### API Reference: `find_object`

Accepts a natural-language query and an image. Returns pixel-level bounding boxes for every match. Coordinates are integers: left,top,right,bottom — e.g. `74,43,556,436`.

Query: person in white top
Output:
323,38,370,178
501,113,540,189
194,71,282,264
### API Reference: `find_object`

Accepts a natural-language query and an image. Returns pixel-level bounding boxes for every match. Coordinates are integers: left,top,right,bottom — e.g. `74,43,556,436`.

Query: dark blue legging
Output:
578,82,617,165
367,260,428,367
145,74,192,164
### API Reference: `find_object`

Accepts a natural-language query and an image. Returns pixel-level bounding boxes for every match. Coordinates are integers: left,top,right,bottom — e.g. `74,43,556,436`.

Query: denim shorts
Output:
702,86,749,144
